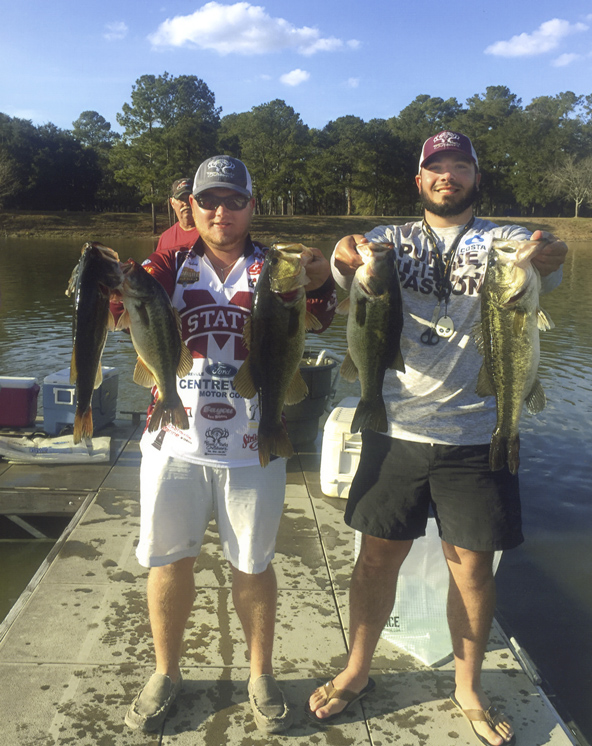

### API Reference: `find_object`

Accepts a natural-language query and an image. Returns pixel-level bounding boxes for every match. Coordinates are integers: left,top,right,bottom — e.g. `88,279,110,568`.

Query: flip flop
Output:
450,692,516,746
305,677,376,726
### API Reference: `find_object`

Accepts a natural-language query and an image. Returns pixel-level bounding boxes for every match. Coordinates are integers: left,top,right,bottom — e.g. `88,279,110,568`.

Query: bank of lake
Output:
0,210,591,244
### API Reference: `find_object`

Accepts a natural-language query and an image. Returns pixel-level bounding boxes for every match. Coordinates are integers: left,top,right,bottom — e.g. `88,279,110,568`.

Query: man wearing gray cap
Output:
155,177,199,253
306,131,568,745
124,155,336,735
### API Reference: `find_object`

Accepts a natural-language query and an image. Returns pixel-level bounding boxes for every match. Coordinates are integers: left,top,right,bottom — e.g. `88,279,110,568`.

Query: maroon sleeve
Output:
306,276,337,333
109,246,182,325
140,247,180,298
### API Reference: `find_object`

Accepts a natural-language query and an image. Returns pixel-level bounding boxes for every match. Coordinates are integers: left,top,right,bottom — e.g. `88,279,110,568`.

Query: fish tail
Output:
258,422,294,467
351,397,388,434
148,398,189,432
489,431,520,474
73,407,93,444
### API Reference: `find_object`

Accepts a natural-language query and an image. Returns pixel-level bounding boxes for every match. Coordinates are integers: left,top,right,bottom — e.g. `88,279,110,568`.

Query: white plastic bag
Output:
354,518,502,666
0,434,111,463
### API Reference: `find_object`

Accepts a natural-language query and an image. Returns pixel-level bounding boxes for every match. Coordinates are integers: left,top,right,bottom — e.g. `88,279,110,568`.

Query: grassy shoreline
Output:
0,210,590,244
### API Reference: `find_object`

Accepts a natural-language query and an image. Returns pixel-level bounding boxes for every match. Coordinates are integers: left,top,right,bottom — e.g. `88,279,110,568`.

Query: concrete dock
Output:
0,421,579,745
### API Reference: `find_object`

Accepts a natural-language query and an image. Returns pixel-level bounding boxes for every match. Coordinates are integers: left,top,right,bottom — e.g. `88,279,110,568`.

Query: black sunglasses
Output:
195,194,251,211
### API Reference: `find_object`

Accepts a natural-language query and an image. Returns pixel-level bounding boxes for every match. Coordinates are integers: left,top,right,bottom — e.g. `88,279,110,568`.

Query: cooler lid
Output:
0,376,38,389
44,366,118,385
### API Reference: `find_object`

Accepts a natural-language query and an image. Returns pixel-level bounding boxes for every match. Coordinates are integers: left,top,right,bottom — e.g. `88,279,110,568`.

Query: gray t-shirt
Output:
332,218,562,445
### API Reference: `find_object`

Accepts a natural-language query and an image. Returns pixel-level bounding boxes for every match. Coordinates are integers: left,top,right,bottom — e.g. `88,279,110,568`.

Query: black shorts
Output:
345,430,523,552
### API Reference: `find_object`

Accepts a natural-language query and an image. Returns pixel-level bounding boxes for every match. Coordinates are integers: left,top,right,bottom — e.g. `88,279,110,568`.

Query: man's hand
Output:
333,234,367,276
304,247,332,291
531,230,568,277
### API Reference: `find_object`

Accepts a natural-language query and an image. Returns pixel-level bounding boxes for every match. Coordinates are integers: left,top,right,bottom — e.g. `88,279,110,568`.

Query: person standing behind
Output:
155,178,199,252
306,131,567,746
123,155,336,735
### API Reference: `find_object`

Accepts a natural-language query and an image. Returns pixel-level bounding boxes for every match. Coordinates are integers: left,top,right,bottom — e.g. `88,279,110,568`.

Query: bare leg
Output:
231,563,277,679
444,542,514,745
147,556,197,683
309,535,412,719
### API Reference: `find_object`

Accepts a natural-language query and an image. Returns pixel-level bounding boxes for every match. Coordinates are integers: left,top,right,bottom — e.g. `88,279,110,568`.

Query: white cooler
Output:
320,397,362,498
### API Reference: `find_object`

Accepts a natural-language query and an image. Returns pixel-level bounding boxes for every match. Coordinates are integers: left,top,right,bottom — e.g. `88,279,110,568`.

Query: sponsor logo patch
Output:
201,403,236,421
205,363,238,378
204,426,229,456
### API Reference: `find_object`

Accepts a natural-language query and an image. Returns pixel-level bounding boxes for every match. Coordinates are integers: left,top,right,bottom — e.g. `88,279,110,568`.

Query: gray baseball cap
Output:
192,155,253,198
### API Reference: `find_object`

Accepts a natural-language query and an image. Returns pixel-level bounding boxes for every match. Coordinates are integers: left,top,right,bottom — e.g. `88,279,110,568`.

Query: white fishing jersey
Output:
332,218,562,446
137,238,335,466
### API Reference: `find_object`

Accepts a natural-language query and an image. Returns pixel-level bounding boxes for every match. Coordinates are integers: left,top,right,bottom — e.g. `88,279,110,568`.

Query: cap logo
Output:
433,131,461,149
207,157,235,178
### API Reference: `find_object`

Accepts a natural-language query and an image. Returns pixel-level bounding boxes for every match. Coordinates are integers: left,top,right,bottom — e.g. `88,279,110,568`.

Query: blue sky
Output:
1,1,592,133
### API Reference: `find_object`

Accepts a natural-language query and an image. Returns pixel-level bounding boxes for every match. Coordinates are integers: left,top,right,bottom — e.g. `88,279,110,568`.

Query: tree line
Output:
1,72,592,225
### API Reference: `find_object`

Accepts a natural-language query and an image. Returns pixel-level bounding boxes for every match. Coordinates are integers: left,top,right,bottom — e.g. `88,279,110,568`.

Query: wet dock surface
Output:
0,421,578,745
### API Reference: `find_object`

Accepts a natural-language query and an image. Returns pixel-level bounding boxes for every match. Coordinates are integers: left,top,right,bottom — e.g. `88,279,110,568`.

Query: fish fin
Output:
73,406,93,445
340,350,359,383
69,348,78,384
305,311,322,332
133,357,156,388
351,397,388,434
490,430,520,475
233,358,257,399
241,317,252,350
93,365,104,389
258,423,294,467
285,369,308,406
148,398,189,432
177,342,193,378
476,364,495,397
525,379,546,414
512,309,527,336
389,349,406,373
537,308,555,331
115,309,131,332
336,297,350,315
472,322,485,355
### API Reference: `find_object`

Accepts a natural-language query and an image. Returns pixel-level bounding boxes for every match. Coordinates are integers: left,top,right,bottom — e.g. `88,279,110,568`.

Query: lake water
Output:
0,235,591,742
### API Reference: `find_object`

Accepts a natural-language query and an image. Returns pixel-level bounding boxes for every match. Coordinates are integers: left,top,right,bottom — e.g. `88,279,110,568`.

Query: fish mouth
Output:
504,287,527,306
120,260,136,276
276,289,301,302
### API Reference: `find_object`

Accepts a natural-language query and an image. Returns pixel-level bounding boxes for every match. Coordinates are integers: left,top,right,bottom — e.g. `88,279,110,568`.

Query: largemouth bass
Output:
233,244,321,467
338,242,405,433
116,260,193,432
475,238,554,474
66,242,123,443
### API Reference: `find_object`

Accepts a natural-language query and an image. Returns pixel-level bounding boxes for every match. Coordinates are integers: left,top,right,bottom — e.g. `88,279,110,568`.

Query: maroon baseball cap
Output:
418,131,479,172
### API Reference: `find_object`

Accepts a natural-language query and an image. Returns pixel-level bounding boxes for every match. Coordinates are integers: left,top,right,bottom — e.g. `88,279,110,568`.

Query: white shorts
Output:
137,452,287,574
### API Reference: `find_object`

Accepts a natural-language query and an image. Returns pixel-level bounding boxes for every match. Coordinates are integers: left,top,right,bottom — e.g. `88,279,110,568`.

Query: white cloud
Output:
484,18,588,57
347,77,360,88
279,69,310,86
148,2,359,56
104,21,128,42
552,52,581,67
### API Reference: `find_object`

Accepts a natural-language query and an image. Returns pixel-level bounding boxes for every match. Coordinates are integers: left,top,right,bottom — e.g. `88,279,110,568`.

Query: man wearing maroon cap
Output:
306,131,567,745
155,178,199,253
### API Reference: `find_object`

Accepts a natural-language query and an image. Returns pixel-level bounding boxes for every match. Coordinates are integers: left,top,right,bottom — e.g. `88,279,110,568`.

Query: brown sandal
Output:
305,677,375,726
450,692,516,745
